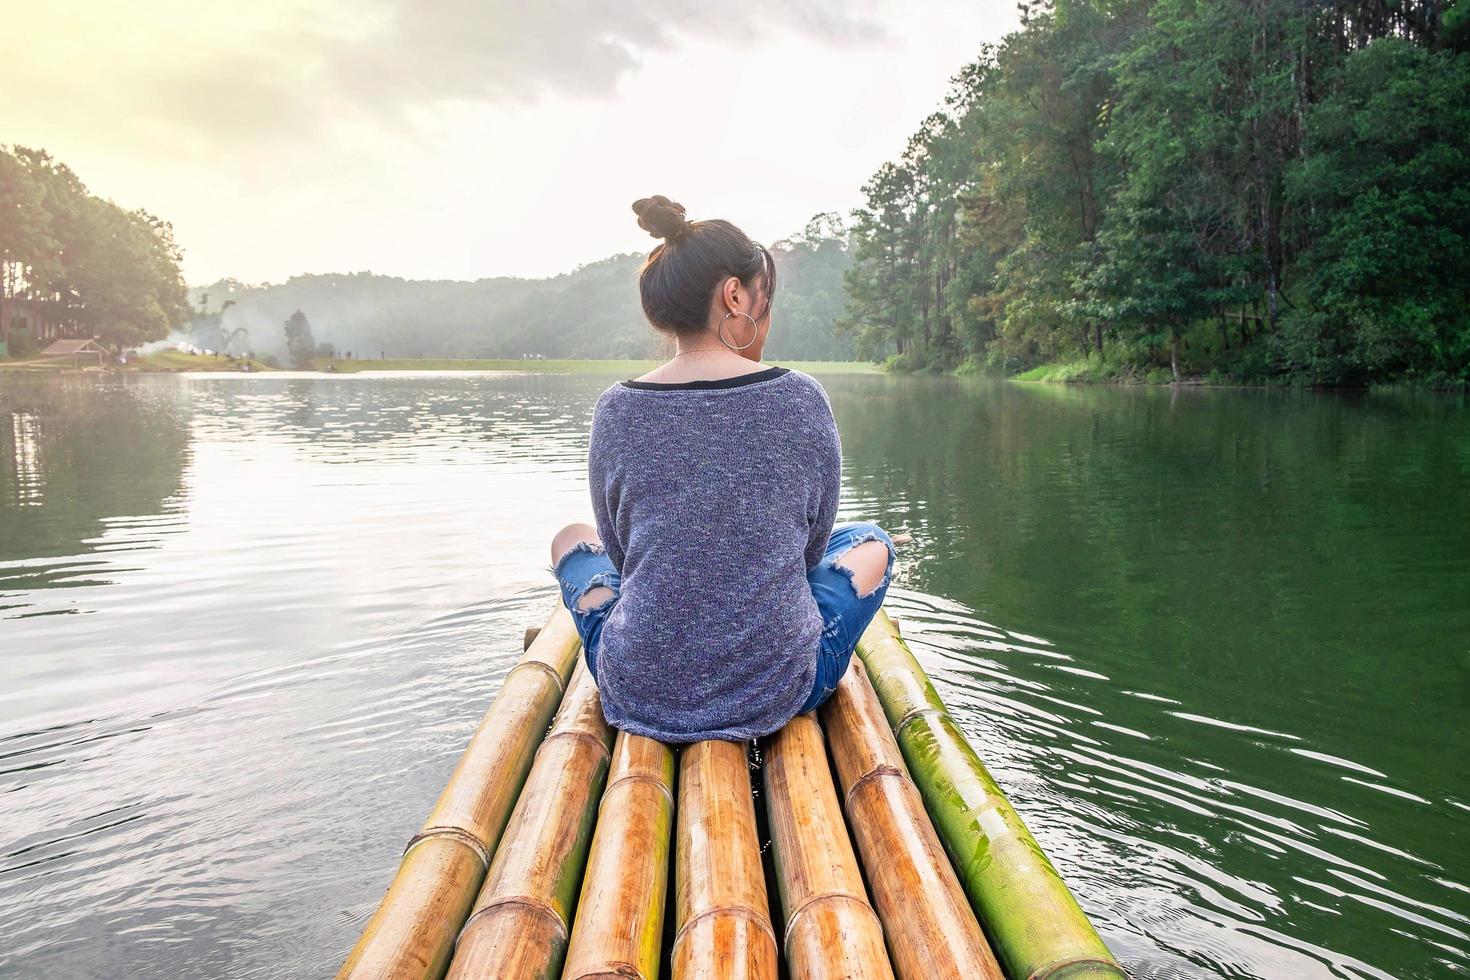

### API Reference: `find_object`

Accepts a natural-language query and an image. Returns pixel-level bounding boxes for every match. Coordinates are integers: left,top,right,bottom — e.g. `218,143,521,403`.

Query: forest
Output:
6,0,1467,384
837,0,1470,385
187,216,856,363
0,147,190,354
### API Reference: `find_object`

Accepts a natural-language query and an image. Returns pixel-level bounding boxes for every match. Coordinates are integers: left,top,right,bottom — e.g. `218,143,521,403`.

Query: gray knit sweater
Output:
586,365,842,742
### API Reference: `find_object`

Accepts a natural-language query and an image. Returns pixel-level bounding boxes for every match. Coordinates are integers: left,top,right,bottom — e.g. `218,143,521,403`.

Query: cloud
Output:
3,0,892,163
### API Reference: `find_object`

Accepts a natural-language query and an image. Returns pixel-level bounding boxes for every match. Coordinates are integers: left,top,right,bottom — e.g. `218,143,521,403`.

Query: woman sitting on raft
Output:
548,195,897,744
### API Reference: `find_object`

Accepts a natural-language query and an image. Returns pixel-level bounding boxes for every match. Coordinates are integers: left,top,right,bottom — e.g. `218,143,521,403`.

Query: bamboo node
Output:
895,703,948,733
567,966,645,980
672,903,779,954
402,825,490,869
843,762,909,808
1027,957,1132,980
457,895,569,946
781,891,881,950
599,770,674,808
509,657,569,693
543,727,613,763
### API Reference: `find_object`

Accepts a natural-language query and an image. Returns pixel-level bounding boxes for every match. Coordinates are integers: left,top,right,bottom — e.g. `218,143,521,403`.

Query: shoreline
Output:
0,355,883,376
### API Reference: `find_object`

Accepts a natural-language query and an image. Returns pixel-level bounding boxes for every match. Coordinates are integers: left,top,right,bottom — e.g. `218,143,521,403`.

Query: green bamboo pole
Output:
445,663,613,979
855,610,1128,980
562,731,676,979
336,603,583,980
821,661,1006,980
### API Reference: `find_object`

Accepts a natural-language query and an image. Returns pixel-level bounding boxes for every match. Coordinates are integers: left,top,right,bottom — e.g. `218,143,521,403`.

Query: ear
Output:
721,275,742,312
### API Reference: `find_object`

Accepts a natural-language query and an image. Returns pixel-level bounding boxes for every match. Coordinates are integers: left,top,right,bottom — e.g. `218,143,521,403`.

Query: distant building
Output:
40,338,108,368
0,298,91,356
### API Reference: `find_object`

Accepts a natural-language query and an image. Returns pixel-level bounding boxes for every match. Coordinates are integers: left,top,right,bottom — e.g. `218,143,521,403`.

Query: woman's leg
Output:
799,521,897,715
549,522,621,681
550,522,617,612
832,539,891,599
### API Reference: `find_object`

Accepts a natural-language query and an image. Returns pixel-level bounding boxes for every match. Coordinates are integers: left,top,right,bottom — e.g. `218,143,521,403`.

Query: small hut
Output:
40,338,108,368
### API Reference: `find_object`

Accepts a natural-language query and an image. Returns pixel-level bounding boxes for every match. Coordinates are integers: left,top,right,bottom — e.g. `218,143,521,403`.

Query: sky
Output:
4,1,1019,286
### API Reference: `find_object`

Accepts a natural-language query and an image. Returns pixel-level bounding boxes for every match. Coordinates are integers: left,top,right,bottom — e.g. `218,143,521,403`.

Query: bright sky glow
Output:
4,1,1019,283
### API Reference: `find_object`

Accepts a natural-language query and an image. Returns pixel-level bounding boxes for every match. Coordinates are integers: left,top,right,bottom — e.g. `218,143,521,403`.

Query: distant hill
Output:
188,229,858,362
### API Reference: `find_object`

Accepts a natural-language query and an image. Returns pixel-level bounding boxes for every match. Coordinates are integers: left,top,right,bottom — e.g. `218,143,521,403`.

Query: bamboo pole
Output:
562,731,676,980
337,603,583,980
821,661,1006,980
671,739,779,980
761,713,894,980
445,664,613,979
856,610,1128,980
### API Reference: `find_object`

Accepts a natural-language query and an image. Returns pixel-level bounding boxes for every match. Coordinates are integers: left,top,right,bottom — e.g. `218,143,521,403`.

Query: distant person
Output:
548,195,895,744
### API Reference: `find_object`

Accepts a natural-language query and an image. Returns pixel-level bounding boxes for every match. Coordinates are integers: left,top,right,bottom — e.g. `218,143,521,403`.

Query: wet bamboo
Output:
337,603,584,980
820,660,1006,980
562,731,676,980
855,610,1128,980
445,663,613,979
761,712,894,980
671,739,779,980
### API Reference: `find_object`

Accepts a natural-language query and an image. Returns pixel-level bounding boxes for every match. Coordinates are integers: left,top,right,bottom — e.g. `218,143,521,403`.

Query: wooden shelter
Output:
337,603,1129,980
40,338,108,368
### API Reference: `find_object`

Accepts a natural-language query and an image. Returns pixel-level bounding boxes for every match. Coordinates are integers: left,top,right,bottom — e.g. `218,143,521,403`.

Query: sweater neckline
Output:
618,365,790,391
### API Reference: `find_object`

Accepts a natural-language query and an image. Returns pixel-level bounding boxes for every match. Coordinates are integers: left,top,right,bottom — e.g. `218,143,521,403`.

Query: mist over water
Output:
1,372,1466,979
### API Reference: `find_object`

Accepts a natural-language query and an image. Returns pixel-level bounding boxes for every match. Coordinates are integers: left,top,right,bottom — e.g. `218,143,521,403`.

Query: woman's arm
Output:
803,390,842,572
587,394,626,572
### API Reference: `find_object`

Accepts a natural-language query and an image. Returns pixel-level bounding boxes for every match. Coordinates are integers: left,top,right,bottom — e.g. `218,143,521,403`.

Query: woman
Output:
547,195,896,743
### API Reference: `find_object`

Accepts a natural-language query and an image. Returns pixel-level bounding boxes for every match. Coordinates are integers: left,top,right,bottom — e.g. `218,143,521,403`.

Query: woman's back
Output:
586,366,841,741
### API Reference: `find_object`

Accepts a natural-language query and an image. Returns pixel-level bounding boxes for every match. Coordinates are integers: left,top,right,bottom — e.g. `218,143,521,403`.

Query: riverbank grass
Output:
133,351,275,372
309,357,882,374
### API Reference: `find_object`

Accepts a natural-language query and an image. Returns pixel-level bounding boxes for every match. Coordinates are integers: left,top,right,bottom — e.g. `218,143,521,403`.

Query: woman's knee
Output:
550,521,600,566
833,533,895,599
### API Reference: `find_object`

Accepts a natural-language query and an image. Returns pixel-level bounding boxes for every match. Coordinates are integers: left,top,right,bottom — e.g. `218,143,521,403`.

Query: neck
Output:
675,331,761,362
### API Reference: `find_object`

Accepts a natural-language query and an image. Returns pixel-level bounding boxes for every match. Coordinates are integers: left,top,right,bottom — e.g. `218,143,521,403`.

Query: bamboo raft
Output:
337,604,1129,980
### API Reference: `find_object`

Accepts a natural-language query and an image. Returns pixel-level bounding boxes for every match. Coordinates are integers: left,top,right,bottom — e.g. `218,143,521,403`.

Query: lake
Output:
1,371,1466,979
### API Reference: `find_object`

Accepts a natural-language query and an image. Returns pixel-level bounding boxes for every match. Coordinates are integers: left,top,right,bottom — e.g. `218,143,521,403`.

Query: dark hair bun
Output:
632,195,690,242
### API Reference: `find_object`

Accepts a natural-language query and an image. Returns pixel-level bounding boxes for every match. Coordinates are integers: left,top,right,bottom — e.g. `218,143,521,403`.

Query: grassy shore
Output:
0,351,272,373
308,357,882,374
2,355,882,375
133,351,275,372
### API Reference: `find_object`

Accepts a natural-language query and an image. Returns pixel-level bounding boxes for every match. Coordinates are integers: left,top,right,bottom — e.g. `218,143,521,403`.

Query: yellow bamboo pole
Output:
672,739,779,980
821,661,1006,980
761,712,895,980
337,603,583,980
562,731,677,980
856,611,1127,980
445,664,613,979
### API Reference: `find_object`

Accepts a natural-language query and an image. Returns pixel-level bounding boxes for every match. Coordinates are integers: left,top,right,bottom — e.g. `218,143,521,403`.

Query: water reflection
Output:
0,373,1466,979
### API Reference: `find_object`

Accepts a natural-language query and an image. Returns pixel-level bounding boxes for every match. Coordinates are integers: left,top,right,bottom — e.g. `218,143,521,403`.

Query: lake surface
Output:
1,371,1466,979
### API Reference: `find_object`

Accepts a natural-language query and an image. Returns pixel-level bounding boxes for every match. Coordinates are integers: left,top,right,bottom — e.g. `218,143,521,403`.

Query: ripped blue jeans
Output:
549,520,896,715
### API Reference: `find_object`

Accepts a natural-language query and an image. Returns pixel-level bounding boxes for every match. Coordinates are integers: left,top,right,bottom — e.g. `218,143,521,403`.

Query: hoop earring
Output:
718,311,759,351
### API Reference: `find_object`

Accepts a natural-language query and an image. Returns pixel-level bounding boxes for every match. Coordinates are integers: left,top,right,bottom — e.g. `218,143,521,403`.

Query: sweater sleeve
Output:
587,392,626,573
803,382,842,572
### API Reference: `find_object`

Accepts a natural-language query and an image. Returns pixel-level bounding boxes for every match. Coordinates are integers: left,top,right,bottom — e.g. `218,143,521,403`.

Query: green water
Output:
1,372,1466,978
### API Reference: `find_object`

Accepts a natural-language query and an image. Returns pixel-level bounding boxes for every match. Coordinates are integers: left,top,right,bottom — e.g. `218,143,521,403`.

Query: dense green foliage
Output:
839,0,1470,385
0,147,190,351
188,222,858,363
